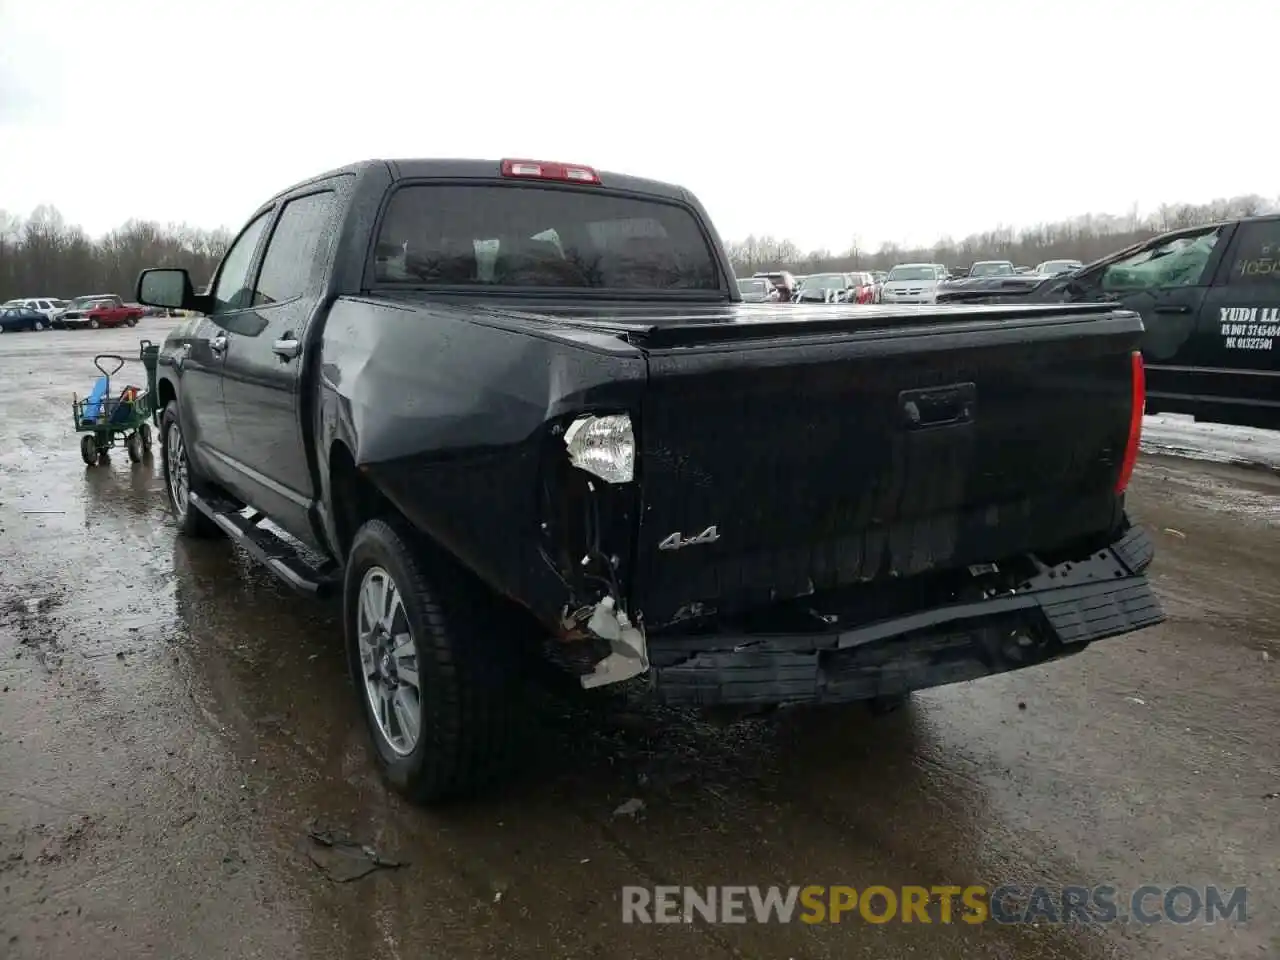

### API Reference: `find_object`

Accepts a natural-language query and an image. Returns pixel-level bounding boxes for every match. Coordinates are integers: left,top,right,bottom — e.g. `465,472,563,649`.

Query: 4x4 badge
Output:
659,526,720,551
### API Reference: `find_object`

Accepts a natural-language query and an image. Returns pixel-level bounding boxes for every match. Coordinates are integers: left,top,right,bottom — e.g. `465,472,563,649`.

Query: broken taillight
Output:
1115,350,1145,494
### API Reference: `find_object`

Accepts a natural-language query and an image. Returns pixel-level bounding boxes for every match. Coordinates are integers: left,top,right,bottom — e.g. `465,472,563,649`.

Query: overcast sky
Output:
0,0,1273,251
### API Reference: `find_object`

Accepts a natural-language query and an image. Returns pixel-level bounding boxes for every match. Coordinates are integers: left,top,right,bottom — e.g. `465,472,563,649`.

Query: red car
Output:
55,295,145,330
848,271,878,304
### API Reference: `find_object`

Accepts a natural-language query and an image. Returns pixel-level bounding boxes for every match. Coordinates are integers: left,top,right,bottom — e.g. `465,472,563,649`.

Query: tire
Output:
139,422,153,451
80,434,98,466
127,318,137,327
33,321,44,332
126,431,143,463
344,517,524,803
88,318,100,330
160,400,222,538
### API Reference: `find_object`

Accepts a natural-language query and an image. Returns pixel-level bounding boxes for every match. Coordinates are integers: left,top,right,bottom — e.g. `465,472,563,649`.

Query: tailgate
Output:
630,305,1143,626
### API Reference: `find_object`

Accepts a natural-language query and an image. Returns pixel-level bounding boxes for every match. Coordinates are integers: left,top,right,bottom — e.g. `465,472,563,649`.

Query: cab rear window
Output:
372,184,721,291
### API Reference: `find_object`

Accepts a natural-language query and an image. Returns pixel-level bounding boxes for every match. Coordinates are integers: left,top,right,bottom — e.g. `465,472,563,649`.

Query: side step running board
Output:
188,491,340,598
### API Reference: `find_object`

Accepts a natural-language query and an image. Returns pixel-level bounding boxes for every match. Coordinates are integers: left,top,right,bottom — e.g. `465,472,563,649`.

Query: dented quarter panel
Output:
315,295,648,626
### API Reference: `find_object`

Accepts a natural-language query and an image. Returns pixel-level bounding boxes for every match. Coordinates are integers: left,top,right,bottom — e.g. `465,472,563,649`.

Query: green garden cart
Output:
72,353,154,466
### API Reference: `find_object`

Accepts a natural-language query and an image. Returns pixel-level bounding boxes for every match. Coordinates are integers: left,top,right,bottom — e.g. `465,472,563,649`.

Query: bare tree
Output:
0,206,228,301
5,193,1278,300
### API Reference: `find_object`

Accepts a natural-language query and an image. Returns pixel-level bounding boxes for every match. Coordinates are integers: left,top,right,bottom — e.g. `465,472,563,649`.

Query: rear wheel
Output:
160,401,221,538
33,320,44,332
344,517,525,803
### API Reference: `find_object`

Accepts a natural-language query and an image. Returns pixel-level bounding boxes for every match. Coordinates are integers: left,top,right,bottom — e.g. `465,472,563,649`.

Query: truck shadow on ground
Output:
168,534,940,812
158,537,1120,959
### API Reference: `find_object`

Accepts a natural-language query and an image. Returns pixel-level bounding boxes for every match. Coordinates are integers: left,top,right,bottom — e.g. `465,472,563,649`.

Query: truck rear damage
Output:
532,302,1162,704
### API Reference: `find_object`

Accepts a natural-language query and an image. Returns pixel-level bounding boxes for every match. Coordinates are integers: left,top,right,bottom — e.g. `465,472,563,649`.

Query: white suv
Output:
2,297,67,322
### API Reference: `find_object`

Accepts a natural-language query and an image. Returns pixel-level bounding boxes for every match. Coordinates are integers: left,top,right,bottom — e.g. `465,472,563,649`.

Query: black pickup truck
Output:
937,217,1280,431
136,158,1163,802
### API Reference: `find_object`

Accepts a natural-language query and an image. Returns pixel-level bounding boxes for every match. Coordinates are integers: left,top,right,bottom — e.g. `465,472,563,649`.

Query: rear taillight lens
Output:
1115,350,1145,494
501,159,600,184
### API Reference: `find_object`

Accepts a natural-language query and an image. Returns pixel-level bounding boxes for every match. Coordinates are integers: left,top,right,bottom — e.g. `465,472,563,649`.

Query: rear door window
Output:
1101,227,1223,292
1220,220,1280,289
373,184,721,292
253,191,339,306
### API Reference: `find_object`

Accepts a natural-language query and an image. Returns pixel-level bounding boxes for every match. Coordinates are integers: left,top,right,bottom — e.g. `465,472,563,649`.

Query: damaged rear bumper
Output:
644,525,1163,708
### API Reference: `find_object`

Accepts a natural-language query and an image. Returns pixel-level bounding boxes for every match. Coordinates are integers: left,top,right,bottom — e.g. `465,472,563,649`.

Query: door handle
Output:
210,335,228,354
272,337,301,360
1153,304,1192,315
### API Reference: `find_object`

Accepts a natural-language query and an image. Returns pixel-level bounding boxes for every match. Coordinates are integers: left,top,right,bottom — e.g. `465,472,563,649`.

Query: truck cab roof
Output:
265,158,697,208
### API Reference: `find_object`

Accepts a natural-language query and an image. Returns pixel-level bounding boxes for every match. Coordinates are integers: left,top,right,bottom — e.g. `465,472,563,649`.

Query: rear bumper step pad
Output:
646,525,1163,707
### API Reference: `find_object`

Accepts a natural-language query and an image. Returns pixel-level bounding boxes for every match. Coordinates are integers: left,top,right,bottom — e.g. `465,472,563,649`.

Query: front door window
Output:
210,212,271,315
1101,227,1223,292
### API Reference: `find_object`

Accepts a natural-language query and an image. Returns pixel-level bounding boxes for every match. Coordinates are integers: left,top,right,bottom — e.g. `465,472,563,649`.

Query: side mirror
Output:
137,268,193,309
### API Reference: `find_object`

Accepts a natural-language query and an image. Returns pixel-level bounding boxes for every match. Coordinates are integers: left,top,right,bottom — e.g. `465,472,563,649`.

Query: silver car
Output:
880,263,948,304
1035,259,1083,277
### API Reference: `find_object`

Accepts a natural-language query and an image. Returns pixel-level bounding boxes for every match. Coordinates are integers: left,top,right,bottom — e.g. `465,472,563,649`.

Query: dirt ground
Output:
1,323,1276,960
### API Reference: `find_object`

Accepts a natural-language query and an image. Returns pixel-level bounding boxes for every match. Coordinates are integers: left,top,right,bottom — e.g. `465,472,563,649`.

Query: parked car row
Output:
874,259,1089,304
736,270,882,304
736,258,1085,309
0,294,152,331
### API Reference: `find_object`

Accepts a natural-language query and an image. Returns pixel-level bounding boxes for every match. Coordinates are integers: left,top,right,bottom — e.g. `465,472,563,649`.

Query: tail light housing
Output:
1115,350,1145,494
501,159,600,185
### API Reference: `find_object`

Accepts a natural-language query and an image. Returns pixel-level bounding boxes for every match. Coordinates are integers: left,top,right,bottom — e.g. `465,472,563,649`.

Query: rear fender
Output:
316,298,649,629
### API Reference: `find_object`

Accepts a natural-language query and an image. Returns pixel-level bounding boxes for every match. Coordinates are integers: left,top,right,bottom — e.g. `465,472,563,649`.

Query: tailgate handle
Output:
899,383,976,429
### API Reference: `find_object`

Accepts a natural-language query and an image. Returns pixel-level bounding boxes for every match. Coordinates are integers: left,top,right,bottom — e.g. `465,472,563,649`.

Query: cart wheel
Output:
80,434,98,466
139,422,153,451
126,432,143,464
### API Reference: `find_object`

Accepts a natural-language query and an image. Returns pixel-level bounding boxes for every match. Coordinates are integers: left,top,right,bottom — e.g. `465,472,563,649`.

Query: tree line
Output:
0,206,230,302
725,194,1278,277
2,193,1276,302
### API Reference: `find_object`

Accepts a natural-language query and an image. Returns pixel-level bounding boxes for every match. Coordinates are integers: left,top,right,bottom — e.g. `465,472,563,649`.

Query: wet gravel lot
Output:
1,322,1277,959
